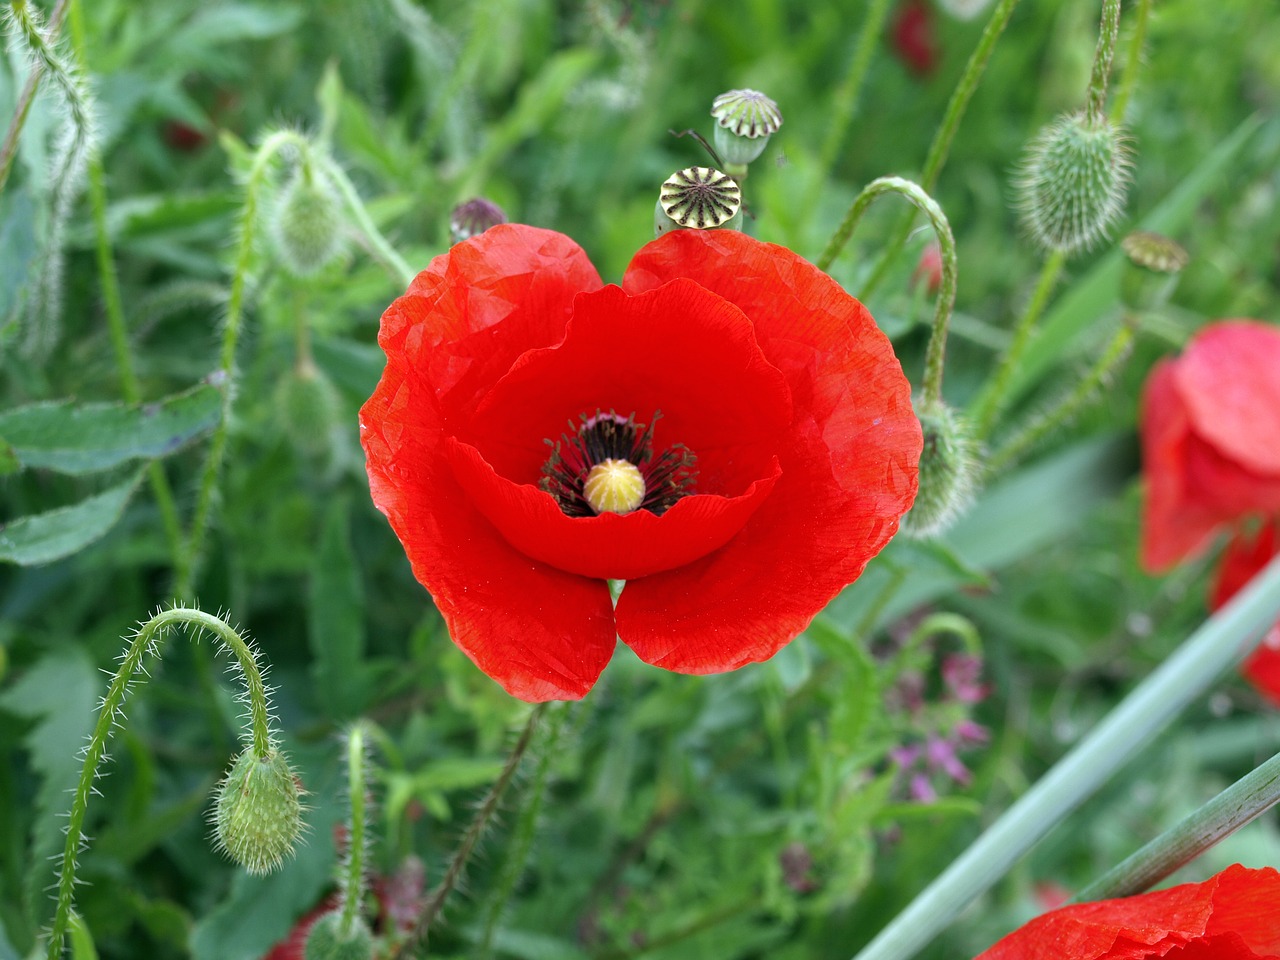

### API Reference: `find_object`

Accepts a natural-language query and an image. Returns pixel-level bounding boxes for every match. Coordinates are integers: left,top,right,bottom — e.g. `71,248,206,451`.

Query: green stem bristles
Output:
854,0,1021,301
48,606,293,960
1086,0,1123,125
339,722,372,938
988,313,1136,472
1110,0,1151,123
818,176,957,408
1072,748,1280,904
0,0,70,195
846,554,1280,960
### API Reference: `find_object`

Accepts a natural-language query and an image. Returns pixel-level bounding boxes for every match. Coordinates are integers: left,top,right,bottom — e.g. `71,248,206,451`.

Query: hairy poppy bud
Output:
303,912,375,960
213,748,304,875
1016,111,1132,257
710,88,782,169
902,401,978,539
450,197,508,244
654,166,742,236
271,166,346,275
277,360,341,459
1120,231,1188,311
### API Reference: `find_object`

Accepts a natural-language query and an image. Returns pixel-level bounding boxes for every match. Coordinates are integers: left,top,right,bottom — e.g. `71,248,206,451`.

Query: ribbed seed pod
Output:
710,88,782,167
655,167,742,233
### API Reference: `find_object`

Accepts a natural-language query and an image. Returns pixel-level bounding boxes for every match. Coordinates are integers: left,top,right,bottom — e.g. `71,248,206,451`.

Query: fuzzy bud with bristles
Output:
271,165,346,275
450,197,508,243
276,359,341,459
1015,111,1132,257
710,88,782,168
213,748,304,875
1120,231,1188,311
655,166,741,236
902,402,979,539
304,912,375,960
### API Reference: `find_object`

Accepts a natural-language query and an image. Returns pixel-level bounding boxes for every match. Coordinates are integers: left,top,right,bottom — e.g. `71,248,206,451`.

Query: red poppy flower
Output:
1211,520,1280,706
892,0,939,76
1139,321,1280,572
360,225,920,701
976,864,1280,959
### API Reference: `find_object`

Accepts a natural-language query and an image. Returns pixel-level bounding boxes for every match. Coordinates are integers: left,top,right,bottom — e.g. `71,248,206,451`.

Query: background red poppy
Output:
1211,520,1280,705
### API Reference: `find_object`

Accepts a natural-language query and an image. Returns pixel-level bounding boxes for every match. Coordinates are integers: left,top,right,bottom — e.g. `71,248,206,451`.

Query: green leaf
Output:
307,498,369,719
0,384,221,475
174,3,303,45
67,912,99,960
0,473,142,566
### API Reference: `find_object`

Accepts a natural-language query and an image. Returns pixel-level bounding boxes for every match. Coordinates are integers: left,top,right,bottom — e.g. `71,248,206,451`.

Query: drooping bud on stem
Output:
270,159,346,275
214,747,305,875
902,401,978,539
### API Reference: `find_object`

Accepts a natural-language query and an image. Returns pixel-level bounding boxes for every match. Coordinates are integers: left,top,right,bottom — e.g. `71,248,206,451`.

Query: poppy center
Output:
540,411,696,518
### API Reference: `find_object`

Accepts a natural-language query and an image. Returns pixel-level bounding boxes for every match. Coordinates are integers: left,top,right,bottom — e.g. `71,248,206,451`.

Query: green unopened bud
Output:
450,197,508,244
304,912,375,960
902,402,978,539
271,166,346,275
655,166,742,235
213,748,304,875
710,88,782,168
1120,231,1188,311
1015,111,1132,257
277,360,340,459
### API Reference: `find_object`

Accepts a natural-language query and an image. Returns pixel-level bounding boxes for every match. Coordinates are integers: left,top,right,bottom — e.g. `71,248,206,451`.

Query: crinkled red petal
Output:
976,864,1280,960
360,225,616,701
1211,521,1280,707
617,229,920,673
1176,321,1280,477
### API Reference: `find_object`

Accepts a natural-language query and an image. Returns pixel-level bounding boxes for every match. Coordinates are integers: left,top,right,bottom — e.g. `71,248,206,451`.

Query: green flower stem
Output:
393,703,548,958
854,0,1020,301
320,158,416,288
988,312,1136,472
1073,746,1280,904
847,553,1280,960
48,607,274,960
0,0,70,194
970,251,1065,439
340,722,370,937
818,177,956,407
177,128,310,598
1086,0,1123,126
1110,0,1151,122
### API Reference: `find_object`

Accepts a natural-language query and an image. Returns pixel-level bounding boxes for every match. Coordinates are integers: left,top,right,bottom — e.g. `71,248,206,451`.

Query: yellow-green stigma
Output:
583,459,646,515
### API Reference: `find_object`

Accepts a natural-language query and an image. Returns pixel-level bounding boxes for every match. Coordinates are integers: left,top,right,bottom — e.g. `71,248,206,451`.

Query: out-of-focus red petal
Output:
617,230,920,673
1176,321,1280,478
1140,359,1226,571
361,225,616,702
466,280,791,495
976,865,1280,960
1211,521,1280,707
448,438,780,579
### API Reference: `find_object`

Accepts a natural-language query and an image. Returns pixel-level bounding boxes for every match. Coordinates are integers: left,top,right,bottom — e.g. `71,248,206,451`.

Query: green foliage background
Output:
1,0,1278,958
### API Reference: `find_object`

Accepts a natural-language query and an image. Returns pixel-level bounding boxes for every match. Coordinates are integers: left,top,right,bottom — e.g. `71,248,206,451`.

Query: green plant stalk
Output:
48,607,274,960
1086,0,1123,125
1072,747,1280,904
988,313,1136,472
855,0,1021,301
177,128,310,598
64,0,184,566
477,704,567,958
817,177,956,407
339,722,370,937
1110,0,1151,121
393,703,548,958
0,0,70,194
847,554,1280,960
970,251,1065,438
320,158,415,287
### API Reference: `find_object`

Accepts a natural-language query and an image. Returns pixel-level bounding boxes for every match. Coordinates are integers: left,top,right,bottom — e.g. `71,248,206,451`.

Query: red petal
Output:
361,225,616,701
1211,522,1280,707
617,230,920,673
1176,321,1280,478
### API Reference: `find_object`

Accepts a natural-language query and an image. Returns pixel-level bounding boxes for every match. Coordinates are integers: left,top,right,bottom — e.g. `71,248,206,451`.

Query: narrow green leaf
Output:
67,913,99,960
0,473,142,566
0,384,221,475
307,498,369,719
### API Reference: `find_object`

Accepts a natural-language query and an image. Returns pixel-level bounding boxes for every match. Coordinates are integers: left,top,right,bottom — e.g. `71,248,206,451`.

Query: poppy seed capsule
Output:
655,167,742,236
1016,111,1132,257
584,459,646,515
710,88,782,167
271,167,346,276
213,748,304,875
304,912,374,960
1120,231,1188,312
902,402,978,539
450,197,508,244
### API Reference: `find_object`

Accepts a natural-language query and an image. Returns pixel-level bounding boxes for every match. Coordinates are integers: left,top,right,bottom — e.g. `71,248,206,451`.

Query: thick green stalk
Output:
1073,747,1280,903
339,722,370,937
48,607,274,960
848,554,1280,960
818,177,956,406
855,0,1021,300
321,158,415,287
1110,0,1151,121
1086,0,1123,125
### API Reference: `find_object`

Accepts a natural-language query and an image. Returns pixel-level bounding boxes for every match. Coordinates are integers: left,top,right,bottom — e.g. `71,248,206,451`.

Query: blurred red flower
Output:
1140,321,1280,572
360,225,920,701
1211,520,1280,705
977,864,1280,959
892,0,939,76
